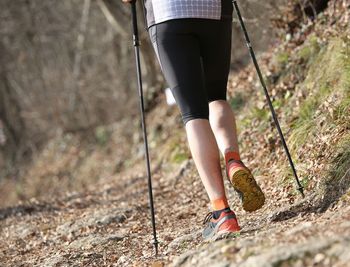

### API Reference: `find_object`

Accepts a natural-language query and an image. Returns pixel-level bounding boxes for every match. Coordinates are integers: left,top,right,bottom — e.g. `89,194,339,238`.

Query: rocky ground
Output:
1,1,349,266
1,150,349,266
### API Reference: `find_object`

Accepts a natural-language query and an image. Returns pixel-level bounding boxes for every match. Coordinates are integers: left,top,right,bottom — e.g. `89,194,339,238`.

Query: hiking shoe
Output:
202,209,240,241
227,160,265,212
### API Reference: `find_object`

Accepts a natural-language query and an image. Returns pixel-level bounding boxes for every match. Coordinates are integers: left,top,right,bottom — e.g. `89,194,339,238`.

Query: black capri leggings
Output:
149,19,232,124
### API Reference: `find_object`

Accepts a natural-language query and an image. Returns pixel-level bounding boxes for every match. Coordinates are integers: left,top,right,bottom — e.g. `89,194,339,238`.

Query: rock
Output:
285,221,312,235
108,233,125,242
68,233,125,249
165,230,201,254
170,234,350,267
327,241,350,263
151,261,164,267
98,213,126,225
238,238,331,267
56,209,129,237
313,253,325,264
117,255,128,265
170,238,234,267
171,250,196,267
11,222,37,239
35,253,65,267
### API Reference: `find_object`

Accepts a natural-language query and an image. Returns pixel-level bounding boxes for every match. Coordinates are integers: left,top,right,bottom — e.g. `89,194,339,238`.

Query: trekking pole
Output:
232,0,305,198
130,0,159,255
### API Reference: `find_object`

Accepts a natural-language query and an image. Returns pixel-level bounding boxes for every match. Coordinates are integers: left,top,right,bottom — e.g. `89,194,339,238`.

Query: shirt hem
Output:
147,16,232,29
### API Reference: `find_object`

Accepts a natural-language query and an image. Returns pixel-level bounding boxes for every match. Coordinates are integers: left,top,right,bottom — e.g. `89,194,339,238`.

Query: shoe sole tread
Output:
230,169,265,212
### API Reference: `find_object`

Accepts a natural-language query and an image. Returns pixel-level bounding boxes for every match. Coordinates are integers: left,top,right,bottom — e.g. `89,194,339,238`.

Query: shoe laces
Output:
203,212,213,225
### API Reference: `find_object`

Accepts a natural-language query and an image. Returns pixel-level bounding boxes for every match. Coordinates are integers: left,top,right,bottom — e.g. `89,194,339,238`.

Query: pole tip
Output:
298,186,305,198
153,240,159,256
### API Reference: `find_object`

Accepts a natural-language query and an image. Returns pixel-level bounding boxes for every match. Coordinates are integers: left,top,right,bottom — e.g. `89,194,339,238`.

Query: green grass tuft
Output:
288,38,349,152
171,151,188,164
297,34,321,63
95,126,110,146
230,93,246,111
329,138,350,182
252,107,269,121
276,52,290,67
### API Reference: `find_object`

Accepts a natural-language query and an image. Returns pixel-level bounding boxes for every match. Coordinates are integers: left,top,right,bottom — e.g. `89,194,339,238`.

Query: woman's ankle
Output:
224,149,241,165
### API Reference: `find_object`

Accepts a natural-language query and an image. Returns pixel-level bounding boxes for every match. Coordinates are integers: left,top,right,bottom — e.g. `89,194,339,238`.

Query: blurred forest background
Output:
0,0,328,206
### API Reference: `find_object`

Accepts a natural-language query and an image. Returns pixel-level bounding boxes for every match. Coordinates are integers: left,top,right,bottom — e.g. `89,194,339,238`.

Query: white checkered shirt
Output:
151,0,222,24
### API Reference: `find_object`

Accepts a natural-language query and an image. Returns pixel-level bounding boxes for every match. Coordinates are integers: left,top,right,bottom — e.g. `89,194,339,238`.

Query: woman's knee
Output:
209,100,229,114
182,110,209,125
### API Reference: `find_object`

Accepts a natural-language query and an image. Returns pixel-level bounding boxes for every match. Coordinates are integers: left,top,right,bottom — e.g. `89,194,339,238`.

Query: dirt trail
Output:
1,1,350,266
0,139,349,266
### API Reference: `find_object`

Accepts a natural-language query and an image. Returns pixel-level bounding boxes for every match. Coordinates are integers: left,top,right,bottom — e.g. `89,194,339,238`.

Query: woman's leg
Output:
149,19,240,239
199,19,265,212
150,20,228,209
198,20,238,158
187,119,242,239
185,119,226,202
209,100,240,157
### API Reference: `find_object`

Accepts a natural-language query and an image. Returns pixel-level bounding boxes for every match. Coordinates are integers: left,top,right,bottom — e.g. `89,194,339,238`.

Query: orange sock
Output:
224,150,241,166
211,198,229,211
